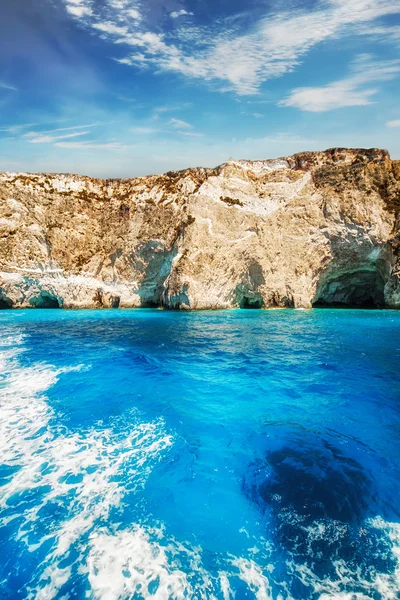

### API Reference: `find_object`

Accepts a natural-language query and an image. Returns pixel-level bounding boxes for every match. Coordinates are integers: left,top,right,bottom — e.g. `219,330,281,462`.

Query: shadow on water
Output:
243,429,398,598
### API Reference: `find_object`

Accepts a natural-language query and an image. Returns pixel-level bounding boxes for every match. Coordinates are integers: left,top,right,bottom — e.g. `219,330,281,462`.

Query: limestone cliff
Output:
1,148,399,309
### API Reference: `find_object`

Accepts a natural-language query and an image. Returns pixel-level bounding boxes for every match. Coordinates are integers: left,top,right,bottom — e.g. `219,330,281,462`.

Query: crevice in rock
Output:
165,284,191,310
133,242,179,308
110,295,120,308
93,289,120,308
235,260,265,309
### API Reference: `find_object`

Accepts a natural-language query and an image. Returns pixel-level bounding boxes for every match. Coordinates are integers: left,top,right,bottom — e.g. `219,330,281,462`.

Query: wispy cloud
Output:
27,131,90,144
131,120,204,137
358,23,400,42
130,126,158,134
170,10,194,19
177,131,205,137
1,120,101,136
61,0,400,95
23,122,103,137
0,82,17,92
152,104,191,120
387,119,400,127
0,123,35,135
280,55,400,112
169,117,192,129
66,4,93,18
243,133,318,145
125,8,140,20
64,0,92,16
54,140,130,150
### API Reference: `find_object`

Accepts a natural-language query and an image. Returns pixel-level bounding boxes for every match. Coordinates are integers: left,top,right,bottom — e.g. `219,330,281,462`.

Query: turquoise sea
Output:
0,308,400,599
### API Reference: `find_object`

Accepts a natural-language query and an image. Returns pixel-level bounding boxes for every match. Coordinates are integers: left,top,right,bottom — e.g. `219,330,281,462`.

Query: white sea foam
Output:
2,332,400,600
285,516,400,600
86,525,276,600
0,333,174,598
232,558,273,600
87,527,191,600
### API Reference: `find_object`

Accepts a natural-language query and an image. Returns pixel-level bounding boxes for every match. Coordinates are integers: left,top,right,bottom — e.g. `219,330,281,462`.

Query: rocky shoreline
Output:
1,148,399,310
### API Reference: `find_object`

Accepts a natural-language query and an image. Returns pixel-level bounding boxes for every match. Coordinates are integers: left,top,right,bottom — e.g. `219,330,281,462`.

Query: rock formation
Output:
0,148,399,309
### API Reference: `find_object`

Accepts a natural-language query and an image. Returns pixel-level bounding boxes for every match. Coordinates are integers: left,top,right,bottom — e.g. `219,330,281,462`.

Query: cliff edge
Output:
1,148,399,309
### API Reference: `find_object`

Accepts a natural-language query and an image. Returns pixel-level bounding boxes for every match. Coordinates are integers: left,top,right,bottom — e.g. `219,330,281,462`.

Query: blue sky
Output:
1,0,400,177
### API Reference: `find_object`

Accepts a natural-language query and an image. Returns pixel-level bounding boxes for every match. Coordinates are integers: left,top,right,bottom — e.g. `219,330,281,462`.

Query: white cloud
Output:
358,23,400,41
0,82,17,92
0,123,36,134
62,0,400,95
126,8,140,20
92,21,128,36
54,141,130,150
243,133,318,145
170,10,193,19
153,103,191,115
23,123,103,137
280,83,377,112
177,130,204,137
280,55,400,112
28,131,90,144
169,118,192,129
130,126,158,134
387,119,400,127
64,0,92,19
66,4,92,17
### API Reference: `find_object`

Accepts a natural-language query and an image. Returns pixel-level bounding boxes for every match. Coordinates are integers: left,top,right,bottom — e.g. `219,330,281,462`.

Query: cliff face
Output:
1,148,399,310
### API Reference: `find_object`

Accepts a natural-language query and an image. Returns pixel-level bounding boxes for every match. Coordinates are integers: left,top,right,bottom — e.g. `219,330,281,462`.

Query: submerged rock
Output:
0,148,399,309
243,433,397,597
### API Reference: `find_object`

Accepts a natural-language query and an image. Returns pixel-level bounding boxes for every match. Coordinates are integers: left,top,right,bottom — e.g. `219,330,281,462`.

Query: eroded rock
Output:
0,148,399,309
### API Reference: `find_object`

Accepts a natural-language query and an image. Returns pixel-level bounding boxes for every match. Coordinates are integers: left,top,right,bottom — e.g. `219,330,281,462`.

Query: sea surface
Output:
0,309,400,600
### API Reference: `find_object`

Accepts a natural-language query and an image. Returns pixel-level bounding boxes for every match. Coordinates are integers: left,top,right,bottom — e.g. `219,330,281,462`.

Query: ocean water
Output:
0,309,400,600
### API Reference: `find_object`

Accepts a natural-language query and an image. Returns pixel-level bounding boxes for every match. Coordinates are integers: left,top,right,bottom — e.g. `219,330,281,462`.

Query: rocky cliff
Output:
1,148,399,310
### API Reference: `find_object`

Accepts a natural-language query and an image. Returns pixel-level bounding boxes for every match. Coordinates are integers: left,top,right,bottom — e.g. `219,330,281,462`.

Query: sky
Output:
0,0,400,177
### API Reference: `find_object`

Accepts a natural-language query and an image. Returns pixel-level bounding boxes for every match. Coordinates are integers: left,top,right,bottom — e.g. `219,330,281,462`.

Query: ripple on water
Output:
1,311,400,600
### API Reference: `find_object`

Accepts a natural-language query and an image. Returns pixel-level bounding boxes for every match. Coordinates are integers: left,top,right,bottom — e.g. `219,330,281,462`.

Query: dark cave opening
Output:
313,297,379,309
241,296,264,309
140,300,160,308
29,292,62,309
312,267,387,309
0,294,13,309
110,296,120,308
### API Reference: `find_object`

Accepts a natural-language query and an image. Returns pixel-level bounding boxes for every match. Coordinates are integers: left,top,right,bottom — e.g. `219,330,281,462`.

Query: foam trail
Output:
285,517,400,600
87,527,191,600
0,332,174,598
232,558,273,600
2,327,400,600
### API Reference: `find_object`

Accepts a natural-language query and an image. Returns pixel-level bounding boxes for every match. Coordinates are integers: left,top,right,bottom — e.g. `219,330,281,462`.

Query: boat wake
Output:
0,328,400,599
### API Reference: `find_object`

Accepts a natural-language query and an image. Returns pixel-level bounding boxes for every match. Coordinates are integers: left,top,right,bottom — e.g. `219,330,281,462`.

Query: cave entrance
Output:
312,268,386,309
0,294,13,309
240,295,264,309
140,300,160,308
29,292,62,308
